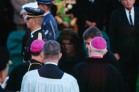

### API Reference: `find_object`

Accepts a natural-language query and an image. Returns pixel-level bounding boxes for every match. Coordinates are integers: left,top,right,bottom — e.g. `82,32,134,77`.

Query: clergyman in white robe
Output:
20,69,79,92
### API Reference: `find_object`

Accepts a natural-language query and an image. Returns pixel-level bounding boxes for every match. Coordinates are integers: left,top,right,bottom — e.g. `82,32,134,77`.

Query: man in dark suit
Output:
22,7,45,61
109,0,139,92
21,40,79,92
37,0,58,40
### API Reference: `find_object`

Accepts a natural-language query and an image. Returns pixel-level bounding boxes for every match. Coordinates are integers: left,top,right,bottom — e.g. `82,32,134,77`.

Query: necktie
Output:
129,11,133,26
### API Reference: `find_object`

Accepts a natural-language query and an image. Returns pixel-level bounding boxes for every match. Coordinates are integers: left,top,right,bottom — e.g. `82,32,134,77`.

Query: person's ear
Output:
0,71,2,79
58,53,62,60
40,52,45,62
0,69,8,83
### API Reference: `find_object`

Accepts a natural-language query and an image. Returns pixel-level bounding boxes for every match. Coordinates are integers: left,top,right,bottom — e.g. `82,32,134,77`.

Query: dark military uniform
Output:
22,7,45,61
23,28,43,61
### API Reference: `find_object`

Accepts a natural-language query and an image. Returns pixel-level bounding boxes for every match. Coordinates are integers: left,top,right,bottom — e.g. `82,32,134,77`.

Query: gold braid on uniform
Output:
27,61,43,71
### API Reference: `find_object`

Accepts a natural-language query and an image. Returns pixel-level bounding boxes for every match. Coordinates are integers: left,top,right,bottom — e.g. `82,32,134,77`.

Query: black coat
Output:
0,86,8,92
103,50,121,70
109,7,139,62
0,86,15,92
6,59,43,91
135,0,139,7
73,0,120,36
71,58,127,92
58,55,84,74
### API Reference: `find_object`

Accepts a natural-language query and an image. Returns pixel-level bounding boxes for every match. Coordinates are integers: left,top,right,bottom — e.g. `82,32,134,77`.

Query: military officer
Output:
36,0,58,40
22,7,45,61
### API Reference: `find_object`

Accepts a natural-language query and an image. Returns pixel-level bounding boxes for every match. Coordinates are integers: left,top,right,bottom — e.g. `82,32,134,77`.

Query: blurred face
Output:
61,40,75,56
0,65,9,83
25,16,35,30
38,4,43,10
121,0,135,10
22,13,27,23
84,38,92,54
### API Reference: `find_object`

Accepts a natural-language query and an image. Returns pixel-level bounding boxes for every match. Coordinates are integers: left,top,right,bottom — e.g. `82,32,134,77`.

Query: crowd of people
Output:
0,0,139,92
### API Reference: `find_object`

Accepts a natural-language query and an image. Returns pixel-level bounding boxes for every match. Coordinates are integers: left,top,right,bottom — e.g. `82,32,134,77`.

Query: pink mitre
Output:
90,36,107,51
30,39,45,53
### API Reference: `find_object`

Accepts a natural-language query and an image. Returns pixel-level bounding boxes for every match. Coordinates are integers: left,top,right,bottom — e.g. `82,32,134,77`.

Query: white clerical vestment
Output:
20,70,79,92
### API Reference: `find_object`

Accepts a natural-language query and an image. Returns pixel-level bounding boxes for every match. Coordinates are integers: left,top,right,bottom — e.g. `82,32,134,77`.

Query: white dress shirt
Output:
31,27,41,38
125,7,134,25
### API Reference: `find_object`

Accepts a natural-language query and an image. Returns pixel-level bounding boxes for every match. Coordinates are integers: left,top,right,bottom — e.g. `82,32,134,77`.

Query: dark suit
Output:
0,86,9,92
103,50,121,71
109,7,139,92
0,86,15,92
73,0,120,37
73,0,105,38
135,0,139,7
41,12,58,40
6,59,43,91
38,64,64,79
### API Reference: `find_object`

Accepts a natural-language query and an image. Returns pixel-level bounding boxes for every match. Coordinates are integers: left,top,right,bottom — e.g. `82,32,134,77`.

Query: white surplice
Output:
20,70,79,92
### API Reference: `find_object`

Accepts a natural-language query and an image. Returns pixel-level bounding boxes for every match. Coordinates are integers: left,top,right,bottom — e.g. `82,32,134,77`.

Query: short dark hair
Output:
43,40,61,58
31,51,42,56
83,26,102,40
57,29,81,46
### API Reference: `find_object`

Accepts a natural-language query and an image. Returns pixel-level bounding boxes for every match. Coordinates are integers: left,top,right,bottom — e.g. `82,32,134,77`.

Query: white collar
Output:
125,6,134,13
44,62,58,66
125,7,134,25
44,11,50,16
31,27,41,37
